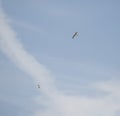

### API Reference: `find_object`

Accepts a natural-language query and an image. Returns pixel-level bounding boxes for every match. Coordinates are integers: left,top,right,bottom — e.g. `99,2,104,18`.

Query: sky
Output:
0,0,120,116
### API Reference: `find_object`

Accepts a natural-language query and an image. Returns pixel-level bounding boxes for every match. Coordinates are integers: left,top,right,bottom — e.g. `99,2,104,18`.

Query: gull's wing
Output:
72,32,78,39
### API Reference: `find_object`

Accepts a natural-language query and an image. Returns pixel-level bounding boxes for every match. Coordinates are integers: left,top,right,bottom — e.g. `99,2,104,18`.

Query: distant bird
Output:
72,32,79,39
37,84,40,88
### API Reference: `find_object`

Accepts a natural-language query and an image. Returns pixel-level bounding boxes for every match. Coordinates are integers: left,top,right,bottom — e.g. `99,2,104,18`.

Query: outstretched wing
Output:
72,32,78,39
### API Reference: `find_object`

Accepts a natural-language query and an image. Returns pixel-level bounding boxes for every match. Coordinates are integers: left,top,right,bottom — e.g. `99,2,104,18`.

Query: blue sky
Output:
0,0,120,116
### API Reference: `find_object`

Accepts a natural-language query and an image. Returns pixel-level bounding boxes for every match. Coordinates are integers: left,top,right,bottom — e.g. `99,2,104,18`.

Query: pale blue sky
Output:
0,0,120,116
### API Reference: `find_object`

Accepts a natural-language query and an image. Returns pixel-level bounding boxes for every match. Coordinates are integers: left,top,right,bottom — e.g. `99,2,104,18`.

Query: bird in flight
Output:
72,32,79,39
37,84,40,88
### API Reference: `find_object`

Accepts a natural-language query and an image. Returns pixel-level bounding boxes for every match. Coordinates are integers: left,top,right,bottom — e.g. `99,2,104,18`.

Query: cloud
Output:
35,90,120,116
94,80,120,98
30,0,76,17
11,19,45,33
34,81,120,116
0,3,57,97
0,2,120,116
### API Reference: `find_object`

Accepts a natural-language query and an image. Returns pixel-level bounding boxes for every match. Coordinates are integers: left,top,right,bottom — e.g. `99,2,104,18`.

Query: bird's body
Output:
37,84,40,88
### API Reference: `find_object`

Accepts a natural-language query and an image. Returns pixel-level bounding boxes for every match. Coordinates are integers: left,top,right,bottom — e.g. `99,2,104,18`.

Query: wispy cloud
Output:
34,81,120,116
0,4,57,97
11,19,45,33
0,2,120,116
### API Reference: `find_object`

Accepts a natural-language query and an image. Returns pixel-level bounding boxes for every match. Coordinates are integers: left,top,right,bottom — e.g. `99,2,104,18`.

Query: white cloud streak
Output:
0,2,120,116
11,19,45,33
0,5,57,97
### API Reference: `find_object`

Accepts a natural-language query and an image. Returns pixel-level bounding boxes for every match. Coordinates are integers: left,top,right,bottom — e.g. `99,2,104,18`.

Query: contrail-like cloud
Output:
0,3,120,116
0,4,57,98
